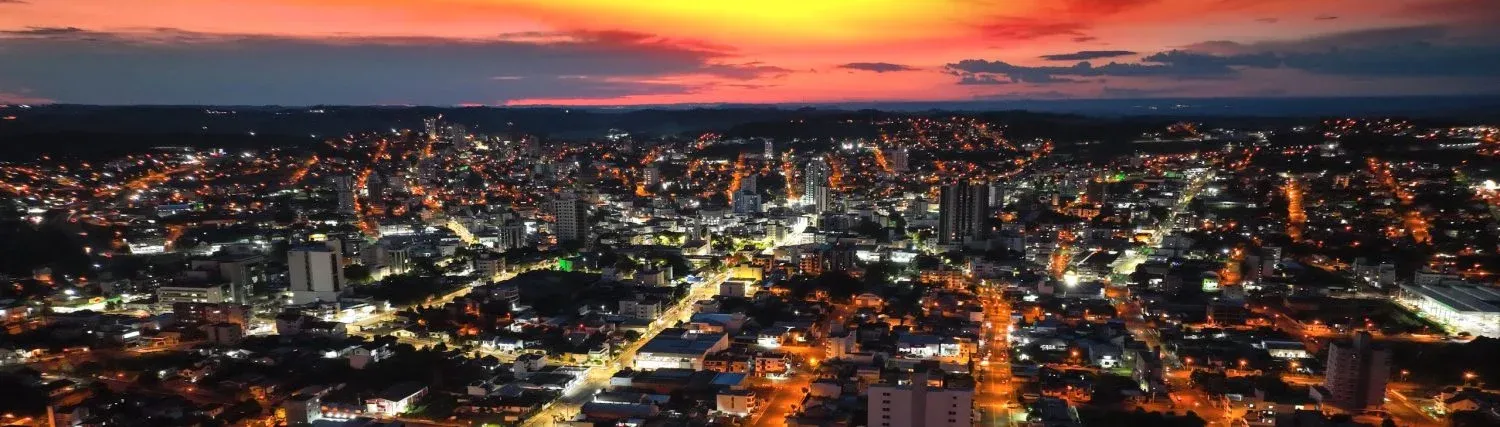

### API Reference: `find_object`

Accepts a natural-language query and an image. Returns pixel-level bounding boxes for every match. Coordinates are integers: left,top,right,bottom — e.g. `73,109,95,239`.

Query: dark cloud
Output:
1255,18,1279,24
1314,15,1338,20
1,26,84,36
1279,44,1500,77
956,74,1012,85
0,27,788,104
836,62,919,73
1180,26,1500,78
0,0,29,4
1141,50,1280,71
946,50,1274,84
950,24,1500,90
1039,50,1137,61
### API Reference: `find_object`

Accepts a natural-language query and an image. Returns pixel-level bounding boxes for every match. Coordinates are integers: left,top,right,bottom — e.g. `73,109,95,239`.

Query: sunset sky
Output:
0,0,1497,105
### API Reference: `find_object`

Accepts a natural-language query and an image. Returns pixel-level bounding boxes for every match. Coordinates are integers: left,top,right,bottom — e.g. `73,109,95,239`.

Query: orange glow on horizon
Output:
0,0,1469,105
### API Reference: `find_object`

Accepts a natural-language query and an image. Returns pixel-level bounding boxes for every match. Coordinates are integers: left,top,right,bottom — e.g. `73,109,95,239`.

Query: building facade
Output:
867,368,974,427
1323,332,1390,411
289,245,345,304
938,182,990,245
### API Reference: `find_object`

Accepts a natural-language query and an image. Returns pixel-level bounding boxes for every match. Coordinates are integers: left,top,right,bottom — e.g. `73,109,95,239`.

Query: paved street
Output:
522,270,728,426
976,283,1018,426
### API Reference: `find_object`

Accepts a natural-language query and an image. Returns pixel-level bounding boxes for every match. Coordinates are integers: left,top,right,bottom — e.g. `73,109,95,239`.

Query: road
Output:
1384,389,1442,427
751,360,818,426
522,270,729,426
1110,170,1213,278
976,283,1018,426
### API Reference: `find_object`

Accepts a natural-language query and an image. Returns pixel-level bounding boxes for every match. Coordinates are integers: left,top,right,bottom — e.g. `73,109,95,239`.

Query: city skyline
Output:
1,0,1499,106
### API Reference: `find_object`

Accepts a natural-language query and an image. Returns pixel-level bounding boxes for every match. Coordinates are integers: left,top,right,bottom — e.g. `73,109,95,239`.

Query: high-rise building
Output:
331,175,356,214
474,251,504,282
643,165,662,188
1323,331,1390,411
803,158,831,213
495,221,528,252
157,282,231,305
867,366,974,427
365,172,386,200
217,254,266,303
733,189,761,215
890,147,909,173
422,117,439,141
763,139,774,159
938,182,990,245
289,245,345,305
740,173,757,194
908,197,931,219
988,181,1009,208
552,192,589,244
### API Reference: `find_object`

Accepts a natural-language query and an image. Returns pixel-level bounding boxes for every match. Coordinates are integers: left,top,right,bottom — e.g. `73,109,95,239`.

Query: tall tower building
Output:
803,158,831,213
423,117,439,141
867,365,974,427
288,245,345,305
740,173,758,194
733,189,762,215
448,124,471,150
987,181,1009,208
938,182,990,245
1323,331,1390,411
365,173,386,200
890,148,909,173
643,165,662,188
496,221,528,252
331,175,356,214
552,192,589,244
764,139,774,159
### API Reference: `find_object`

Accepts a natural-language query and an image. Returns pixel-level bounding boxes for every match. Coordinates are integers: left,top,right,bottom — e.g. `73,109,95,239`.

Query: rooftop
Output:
638,328,725,356
1403,283,1500,313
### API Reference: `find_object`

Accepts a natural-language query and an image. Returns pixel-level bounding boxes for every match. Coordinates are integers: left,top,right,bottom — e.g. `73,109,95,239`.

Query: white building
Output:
552,191,589,243
1399,283,1500,337
619,298,664,320
868,368,974,427
365,382,427,417
289,245,345,304
803,158,831,212
889,147,909,172
633,329,729,371
474,252,504,282
157,283,230,305
733,190,761,215
716,390,757,417
719,280,757,298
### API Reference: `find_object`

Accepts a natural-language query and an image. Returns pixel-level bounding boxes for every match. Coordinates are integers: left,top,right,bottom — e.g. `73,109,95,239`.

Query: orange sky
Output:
0,0,1493,105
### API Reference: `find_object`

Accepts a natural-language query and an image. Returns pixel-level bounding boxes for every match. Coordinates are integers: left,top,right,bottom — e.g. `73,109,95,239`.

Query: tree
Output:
133,372,160,388
863,262,900,289
344,264,373,284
